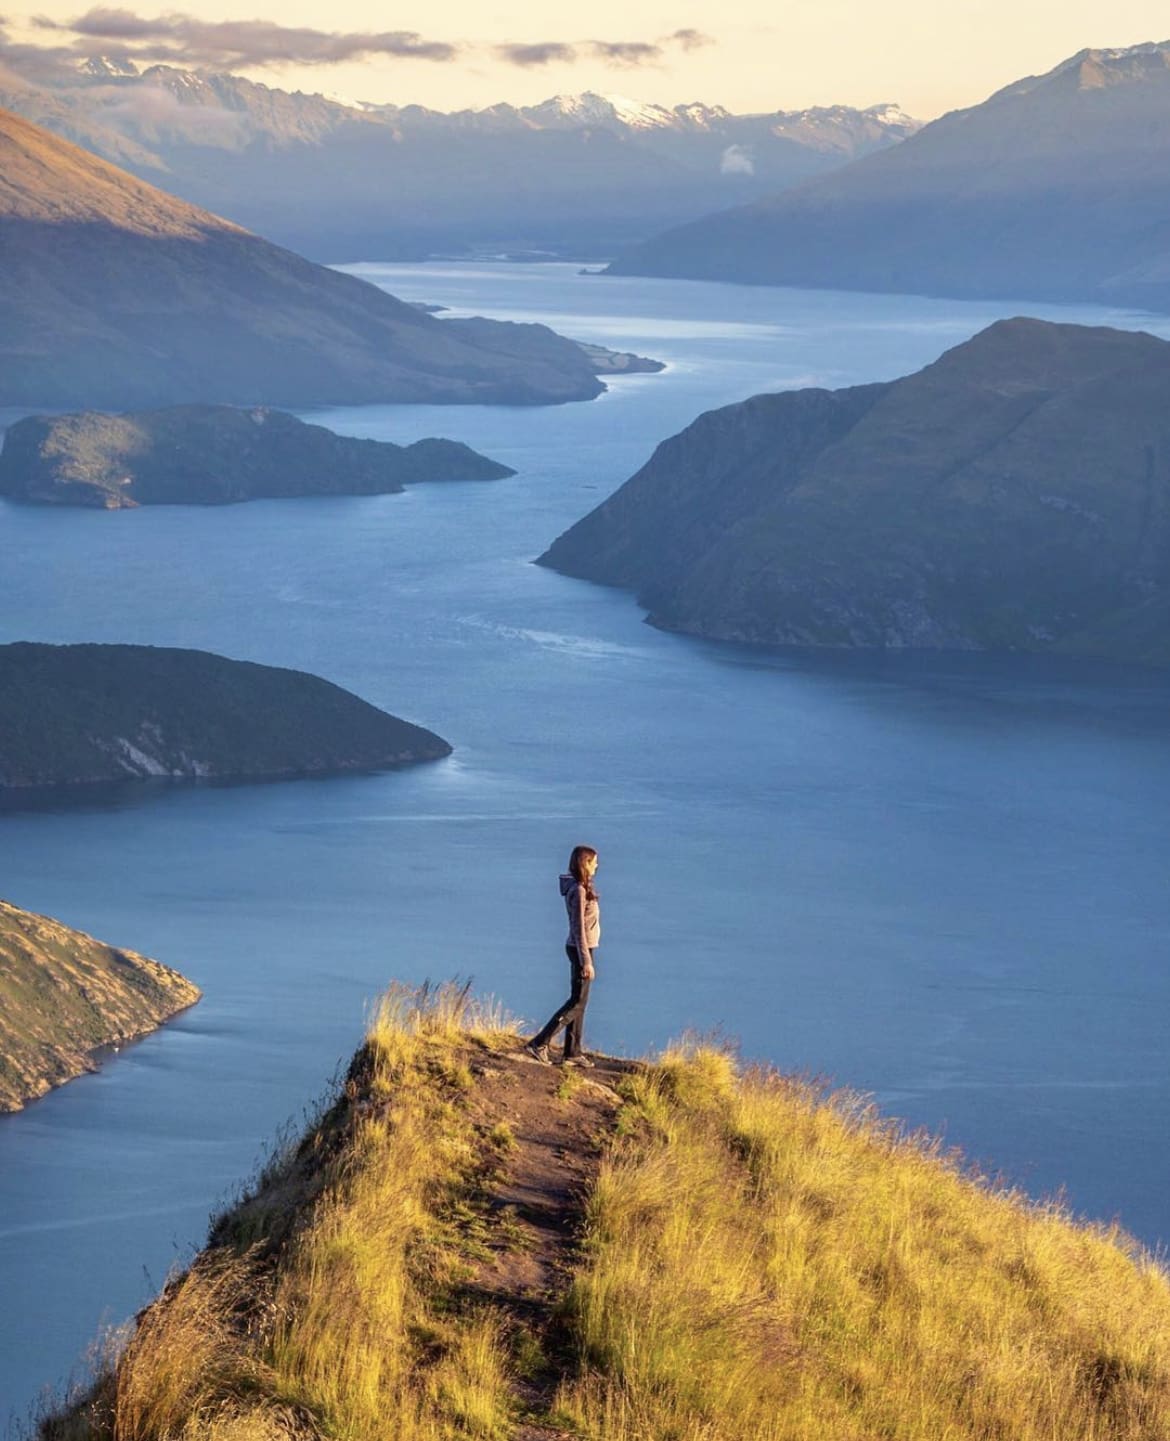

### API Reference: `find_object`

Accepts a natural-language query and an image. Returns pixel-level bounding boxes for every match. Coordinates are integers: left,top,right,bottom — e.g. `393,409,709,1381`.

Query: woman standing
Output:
527,845,600,1067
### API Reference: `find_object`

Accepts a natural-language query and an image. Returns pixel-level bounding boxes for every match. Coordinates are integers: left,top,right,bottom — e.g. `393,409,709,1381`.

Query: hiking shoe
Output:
563,1053,595,1068
525,1042,552,1065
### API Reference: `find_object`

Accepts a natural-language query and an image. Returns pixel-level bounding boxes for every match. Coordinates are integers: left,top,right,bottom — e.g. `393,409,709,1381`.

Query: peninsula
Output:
0,643,452,790
0,898,200,1112
0,406,514,509
541,318,1170,665
0,107,608,409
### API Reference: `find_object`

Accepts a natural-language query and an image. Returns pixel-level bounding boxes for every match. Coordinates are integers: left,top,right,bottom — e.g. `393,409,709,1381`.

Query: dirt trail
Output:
461,1043,637,1439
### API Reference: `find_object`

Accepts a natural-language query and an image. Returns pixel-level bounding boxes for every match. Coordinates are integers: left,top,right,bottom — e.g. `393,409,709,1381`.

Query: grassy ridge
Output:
42,996,1170,1440
557,1044,1170,1440
44,985,518,1441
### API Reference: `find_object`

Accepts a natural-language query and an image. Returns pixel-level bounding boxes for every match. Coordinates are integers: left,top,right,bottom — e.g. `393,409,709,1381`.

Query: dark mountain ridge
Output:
540,318,1170,664
0,107,606,409
607,41,1170,311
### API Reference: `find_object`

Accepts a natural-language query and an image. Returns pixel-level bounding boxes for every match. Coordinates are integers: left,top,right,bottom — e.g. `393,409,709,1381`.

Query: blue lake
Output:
2,264,1169,1426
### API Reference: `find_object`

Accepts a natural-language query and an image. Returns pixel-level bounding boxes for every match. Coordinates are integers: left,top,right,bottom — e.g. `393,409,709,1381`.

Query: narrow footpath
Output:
460,1044,637,1439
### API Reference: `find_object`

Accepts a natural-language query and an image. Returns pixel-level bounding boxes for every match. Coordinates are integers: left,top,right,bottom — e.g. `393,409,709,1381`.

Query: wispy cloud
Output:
669,29,715,52
494,41,577,68
588,40,661,67
5,12,717,79
495,28,715,70
29,8,459,68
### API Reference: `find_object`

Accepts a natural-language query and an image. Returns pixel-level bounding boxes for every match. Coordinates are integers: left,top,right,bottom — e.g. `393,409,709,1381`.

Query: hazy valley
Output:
0,61,918,260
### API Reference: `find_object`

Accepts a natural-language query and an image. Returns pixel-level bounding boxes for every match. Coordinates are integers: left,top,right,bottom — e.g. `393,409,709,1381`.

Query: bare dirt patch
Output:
461,1042,639,1437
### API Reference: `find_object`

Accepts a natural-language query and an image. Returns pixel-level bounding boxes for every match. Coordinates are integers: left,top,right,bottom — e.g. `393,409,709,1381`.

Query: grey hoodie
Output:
560,872,600,964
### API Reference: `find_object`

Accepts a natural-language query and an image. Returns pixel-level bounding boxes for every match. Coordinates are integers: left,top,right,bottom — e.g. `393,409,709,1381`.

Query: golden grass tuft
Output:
46,983,519,1441
556,1041,1170,1441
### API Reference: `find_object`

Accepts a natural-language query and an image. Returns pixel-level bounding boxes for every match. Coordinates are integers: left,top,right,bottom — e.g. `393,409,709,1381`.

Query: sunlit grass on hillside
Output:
40,1000,1170,1441
554,1041,1170,1441
43,983,521,1441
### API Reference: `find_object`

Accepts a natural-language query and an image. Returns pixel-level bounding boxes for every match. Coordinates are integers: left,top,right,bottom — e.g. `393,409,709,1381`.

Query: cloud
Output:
720,143,754,175
5,12,718,78
496,31,713,70
92,76,249,140
588,40,661,67
0,20,79,84
494,41,576,68
30,9,460,68
38,6,160,38
668,29,714,52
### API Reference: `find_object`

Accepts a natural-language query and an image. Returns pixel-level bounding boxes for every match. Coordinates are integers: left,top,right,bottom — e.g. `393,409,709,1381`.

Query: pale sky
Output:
8,0,1170,119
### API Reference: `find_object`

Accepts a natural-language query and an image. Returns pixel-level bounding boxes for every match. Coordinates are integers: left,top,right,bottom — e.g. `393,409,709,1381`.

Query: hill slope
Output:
0,405,514,508
0,898,200,1111
0,642,451,789
43,987,1170,1439
540,317,1170,663
0,107,604,409
608,41,1170,310
0,67,919,260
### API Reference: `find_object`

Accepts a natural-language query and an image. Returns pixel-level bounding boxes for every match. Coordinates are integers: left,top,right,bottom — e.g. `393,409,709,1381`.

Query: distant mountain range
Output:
0,107,610,409
608,41,1170,311
541,318,1170,666
0,61,918,260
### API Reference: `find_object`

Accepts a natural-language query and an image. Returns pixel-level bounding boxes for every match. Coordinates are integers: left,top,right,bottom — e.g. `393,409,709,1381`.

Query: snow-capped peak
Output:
77,55,140,79
524,92,678,130
321,90,381,111
863,102,918,128
674,102,732,127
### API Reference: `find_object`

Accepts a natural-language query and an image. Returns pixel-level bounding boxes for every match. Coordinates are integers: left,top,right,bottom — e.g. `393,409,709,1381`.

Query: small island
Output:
0,405,515,509
0,897,200,1112
0,642,452,789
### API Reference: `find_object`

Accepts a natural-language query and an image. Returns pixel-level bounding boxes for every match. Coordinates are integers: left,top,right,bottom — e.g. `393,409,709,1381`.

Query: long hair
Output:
568,844,598,901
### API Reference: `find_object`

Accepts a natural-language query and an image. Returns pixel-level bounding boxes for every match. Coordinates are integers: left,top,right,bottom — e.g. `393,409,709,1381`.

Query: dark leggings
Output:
531,945,592,1058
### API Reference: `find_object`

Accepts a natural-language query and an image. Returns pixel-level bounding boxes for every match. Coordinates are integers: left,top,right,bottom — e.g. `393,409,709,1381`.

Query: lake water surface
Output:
2,265,1169,1426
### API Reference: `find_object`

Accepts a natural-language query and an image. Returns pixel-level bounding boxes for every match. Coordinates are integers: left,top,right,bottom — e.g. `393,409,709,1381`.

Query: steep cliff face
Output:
540,318,1170,664
0,898,200,1111
0,643,452,789
0,406,515,508
0,107,604,409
